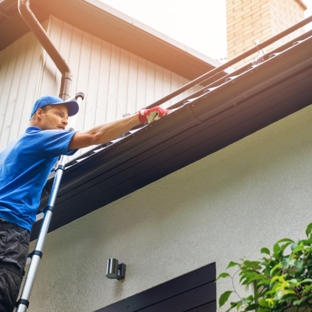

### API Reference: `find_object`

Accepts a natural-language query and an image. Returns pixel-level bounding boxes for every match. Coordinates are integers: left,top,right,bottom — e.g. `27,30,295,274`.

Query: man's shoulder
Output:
25,126,41,134
25,126,71,136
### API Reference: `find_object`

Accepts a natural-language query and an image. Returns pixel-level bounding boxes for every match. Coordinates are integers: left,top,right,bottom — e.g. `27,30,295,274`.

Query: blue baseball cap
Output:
30,95,79,118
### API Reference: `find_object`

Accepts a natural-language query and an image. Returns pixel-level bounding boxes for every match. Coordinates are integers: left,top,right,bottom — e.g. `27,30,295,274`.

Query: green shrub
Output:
217,223,312,311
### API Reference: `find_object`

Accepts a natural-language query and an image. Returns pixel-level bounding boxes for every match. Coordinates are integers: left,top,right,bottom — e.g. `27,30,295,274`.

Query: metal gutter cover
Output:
31,30,312,240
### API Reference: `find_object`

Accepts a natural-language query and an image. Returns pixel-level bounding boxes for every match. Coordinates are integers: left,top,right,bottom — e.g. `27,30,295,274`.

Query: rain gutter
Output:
32,29,312,238
145,14,312,110
30,16,312,240
18,0,72,100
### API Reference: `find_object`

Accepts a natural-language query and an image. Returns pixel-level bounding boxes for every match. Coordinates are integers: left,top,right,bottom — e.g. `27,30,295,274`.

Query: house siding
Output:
0,30,44,152
42,16,199,158
0,15,199,158
3,4,311,312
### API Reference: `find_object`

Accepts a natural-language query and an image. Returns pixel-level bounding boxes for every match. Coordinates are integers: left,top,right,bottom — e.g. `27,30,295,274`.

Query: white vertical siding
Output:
0,29,45,151
41,16,201,157
0,15,201,157
43,14,200,113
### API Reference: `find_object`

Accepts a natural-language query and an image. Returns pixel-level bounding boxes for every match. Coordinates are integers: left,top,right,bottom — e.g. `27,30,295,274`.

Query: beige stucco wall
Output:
23,101,312,311
2,9,311,312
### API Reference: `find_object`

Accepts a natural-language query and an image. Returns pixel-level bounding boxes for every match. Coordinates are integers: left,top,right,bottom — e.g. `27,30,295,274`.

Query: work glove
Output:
138,106,169,123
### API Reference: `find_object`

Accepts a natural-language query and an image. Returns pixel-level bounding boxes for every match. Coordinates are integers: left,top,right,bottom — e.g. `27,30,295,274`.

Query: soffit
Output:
0,0,218,80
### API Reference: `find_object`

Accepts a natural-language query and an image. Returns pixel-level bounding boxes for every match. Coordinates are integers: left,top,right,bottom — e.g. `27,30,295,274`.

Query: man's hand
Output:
69,106,169,150
138,106,169,124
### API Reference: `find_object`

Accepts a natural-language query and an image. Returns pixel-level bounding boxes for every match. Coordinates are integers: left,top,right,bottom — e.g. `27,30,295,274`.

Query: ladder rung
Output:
36,212,44,222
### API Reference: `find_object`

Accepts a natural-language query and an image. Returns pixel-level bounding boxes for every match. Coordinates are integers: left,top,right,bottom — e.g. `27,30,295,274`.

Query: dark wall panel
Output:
95,262,216,312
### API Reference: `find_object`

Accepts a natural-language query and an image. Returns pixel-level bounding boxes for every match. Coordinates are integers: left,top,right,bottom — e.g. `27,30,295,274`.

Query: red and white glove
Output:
138,106,169,124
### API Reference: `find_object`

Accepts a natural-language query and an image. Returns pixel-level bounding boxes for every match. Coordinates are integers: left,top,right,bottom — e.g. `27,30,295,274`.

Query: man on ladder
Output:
0,94,168,312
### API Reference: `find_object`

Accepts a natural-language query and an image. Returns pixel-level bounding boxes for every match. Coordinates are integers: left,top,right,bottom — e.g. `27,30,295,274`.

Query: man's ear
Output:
29,108,44,126
36,108,44,119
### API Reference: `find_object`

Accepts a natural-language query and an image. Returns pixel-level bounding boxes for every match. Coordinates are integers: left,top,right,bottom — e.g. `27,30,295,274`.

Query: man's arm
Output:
68,106,168,150
68,114,140,150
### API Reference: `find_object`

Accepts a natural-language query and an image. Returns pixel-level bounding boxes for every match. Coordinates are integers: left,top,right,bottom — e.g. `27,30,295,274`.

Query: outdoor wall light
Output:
106,258,126,280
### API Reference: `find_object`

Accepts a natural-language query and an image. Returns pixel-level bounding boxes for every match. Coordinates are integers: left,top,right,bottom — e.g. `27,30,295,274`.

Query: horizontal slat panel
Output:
96,263,216,312
187,302,216,312
138,283,215,312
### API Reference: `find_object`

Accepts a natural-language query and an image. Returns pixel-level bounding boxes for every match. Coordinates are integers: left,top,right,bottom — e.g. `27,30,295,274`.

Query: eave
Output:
31,28,312,241
0,0,219,81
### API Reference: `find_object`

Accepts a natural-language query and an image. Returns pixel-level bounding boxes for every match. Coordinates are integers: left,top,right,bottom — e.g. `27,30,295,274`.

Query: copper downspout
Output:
18,0,72,100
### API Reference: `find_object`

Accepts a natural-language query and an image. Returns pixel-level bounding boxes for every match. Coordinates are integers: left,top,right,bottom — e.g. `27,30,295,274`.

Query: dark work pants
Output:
0,218,30,312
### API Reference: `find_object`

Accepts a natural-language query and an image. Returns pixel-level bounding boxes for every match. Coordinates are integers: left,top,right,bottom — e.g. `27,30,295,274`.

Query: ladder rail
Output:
16,92,84,312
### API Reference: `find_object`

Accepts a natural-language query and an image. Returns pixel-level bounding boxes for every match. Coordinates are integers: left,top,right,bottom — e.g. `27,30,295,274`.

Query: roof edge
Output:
82,0,221,67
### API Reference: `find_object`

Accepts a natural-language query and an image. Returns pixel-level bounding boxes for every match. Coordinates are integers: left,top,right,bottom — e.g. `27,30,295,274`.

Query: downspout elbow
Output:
18,0,72,99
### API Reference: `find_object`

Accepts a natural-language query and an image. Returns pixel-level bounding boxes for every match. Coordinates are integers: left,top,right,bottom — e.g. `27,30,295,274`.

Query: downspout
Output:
18,0,72,100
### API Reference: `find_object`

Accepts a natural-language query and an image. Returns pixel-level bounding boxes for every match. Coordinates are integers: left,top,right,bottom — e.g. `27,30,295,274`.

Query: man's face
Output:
38,104,69,130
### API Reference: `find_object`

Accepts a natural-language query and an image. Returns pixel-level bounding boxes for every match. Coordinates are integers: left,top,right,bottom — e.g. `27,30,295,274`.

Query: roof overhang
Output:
31,30,312,240
0,0,219,80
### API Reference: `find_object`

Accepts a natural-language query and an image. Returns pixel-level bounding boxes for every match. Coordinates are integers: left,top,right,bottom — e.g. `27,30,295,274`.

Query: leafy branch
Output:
217,223,312,312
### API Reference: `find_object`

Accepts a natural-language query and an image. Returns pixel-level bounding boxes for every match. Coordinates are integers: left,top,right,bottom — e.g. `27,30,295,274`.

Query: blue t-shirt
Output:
0,126,77,232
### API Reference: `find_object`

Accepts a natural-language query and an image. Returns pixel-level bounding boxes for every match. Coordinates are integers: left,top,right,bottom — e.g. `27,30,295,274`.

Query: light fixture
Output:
106,258,126,280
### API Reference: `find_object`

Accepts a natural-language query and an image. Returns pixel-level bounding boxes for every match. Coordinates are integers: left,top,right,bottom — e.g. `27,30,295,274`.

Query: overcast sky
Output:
100,0,312,61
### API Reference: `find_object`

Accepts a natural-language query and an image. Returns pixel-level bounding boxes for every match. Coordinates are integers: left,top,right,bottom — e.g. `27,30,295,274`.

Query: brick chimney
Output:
226,0,307,67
